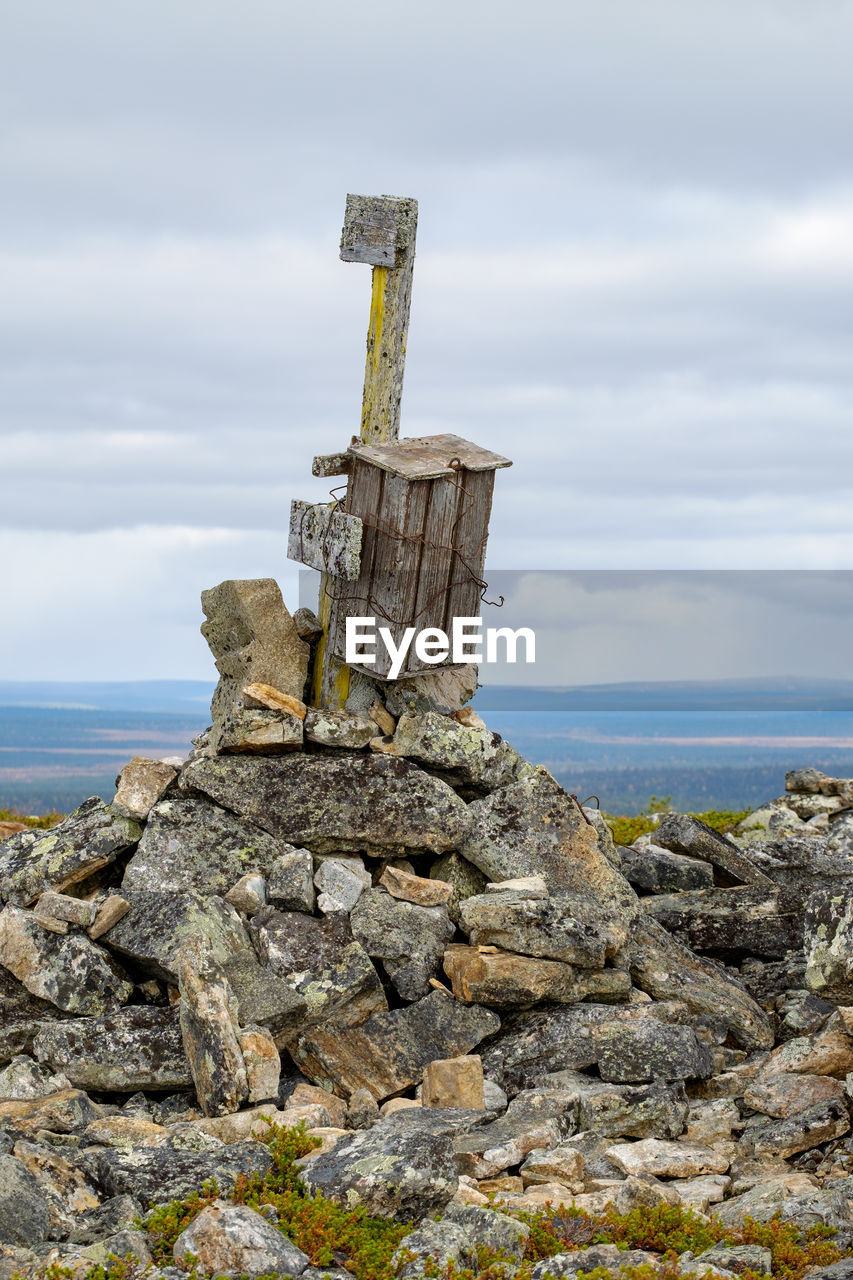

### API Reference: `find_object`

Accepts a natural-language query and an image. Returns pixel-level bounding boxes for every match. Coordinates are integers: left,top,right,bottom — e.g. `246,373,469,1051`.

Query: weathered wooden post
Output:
288,193,510,708
308,194,419,705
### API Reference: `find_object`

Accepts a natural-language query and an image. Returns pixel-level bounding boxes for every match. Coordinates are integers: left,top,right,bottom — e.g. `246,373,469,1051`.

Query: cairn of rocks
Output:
2,579,853,1279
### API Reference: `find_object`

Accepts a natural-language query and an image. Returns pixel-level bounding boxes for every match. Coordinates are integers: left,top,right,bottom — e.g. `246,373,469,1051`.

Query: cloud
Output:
2,1,853,678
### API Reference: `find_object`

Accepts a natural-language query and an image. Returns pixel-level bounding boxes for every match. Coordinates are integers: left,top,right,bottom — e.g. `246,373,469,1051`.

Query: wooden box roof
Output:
347,433,512,480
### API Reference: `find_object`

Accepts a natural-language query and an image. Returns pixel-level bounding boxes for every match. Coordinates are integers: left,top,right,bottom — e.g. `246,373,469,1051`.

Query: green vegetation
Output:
0,807,64,829
26,1133,844,1280
605,800,751,848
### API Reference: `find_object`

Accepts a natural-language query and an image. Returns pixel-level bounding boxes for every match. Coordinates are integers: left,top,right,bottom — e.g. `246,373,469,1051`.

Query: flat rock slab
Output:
0,798,141,907
0,906,132,1015
654,813,773,887
33,1006,193,1092
744,1072,847,1118
595,1020,713,1084
0,1089,102,1136
460,891,629,967
606,1138,730,1178
643,885,804,959
619,843,714,894
0,1153,50,1247
350,889,454,1001
391,712,521,789
94,1138,273,1207
443,943,631,1007
459,769,637,909
102,889,250,982
743,1098,850,1159
290,991,500,1101
629,915,774,1052
478,1001,688,1094
122,797,288,896
562,1075,690,1140
303,1108,459,1220
181,753,472,854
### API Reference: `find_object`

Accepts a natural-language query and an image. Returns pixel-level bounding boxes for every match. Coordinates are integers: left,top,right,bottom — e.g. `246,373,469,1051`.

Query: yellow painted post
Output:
316,195,418,707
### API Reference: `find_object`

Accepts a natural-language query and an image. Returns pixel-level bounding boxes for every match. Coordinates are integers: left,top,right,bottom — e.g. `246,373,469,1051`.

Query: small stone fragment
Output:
486,875,548,898
87,894,131,939
304,708,376,748
243,682,307,718
267,846,315,912
369,701,396,736
347,1087,379,1129
379,864,454,907
225,873,267,914
423,1055,485,1110
239,1026,281,1103
520,1145,585,1190
314,856,370,913
33,891,97,930
113,757,177,821
443,943,631,1007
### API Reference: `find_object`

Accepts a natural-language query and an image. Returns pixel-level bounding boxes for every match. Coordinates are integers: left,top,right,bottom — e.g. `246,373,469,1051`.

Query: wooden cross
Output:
340,193,418,445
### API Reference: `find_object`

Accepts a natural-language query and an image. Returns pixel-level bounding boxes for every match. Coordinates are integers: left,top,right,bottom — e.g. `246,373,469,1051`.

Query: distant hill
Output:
0,681,215,713
474,676,853,712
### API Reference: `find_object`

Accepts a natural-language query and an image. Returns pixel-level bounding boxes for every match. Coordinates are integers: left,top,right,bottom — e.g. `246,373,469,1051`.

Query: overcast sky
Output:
3,0,853,682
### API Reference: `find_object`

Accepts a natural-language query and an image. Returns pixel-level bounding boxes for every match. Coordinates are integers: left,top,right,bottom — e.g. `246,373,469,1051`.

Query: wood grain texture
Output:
348,433,512,480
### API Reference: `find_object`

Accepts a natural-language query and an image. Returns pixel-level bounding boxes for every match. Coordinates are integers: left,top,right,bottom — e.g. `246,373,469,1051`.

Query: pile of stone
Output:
2,580,853,1280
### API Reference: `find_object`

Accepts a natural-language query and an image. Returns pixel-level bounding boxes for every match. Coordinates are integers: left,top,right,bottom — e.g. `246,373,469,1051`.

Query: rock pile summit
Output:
2,580,853,1278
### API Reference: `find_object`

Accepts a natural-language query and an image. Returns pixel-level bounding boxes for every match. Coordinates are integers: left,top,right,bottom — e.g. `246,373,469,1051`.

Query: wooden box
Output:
323,433,510,680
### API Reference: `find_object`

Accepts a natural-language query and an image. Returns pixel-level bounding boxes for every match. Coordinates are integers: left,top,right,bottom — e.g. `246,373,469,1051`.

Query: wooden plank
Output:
444,469,496,629
327,459,384,663
340,194,417,268
405,475,463,674
366,473,429,678
349,433,512,480
312,452,351,478
288,500,363,580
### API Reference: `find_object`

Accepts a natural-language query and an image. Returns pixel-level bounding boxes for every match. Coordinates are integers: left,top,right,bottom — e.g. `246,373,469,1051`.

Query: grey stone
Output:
787,767,828,793
654,812,773,886
453,1087,576,1177
346,1087,379,1129
293,607,323,642
698,1245,773,1274
629,915,774,1052
619,842,714,894
267,847,315,912
0,906,133,1015
0,1088,102,1136
212,706,303,754
391,712,521,789
392,1220,468,1280
0,1055,69,1100
716,1181,853,1232
460,892,629,967
595,1021,712,1083
314,855,370,913
742,1098,850,1158
122,797,287,896
200,578,310,742
33,1006,193,1092
67,1195,144,1245
302,1107,459,1219
530,1246,660,1280
0,798,141,907
94,1137,273,1207
102,889,251,982
543,1072,689,1140
173,1201,309,1277
0,967,69,1065
805,886,853,1000
478,1000,688,1094
0,1154,50,1246
644,884,804,959
181,753,473,855
33,891,97,930
350,889,454,1000
304,708,376,748
459,768,638,910
290,991,500,1101
442,1201,529,1262
12,1137,102,1240
429,853,487,924
177,935,248,1118
239,907,386,1038
224,872,267,914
